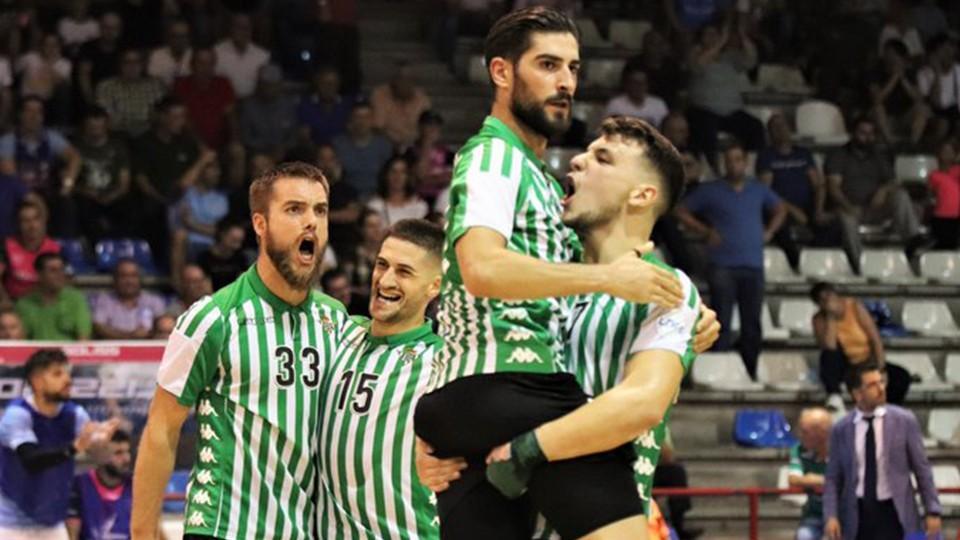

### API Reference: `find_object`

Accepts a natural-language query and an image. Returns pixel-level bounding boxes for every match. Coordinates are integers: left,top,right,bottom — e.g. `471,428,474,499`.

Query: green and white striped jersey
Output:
317,318,441,540
534,256,700,539
432,116,582,387
156,266,351,540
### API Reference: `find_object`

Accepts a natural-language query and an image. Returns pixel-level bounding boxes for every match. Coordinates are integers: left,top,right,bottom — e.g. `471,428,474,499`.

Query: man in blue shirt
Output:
332,102,394,198
0,348,117,540
677,142,787,378
66,430,136,540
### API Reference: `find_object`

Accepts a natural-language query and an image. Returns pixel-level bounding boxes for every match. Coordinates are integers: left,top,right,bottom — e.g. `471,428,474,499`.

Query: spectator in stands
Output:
652,431,701,540
297,66,354,145
0,199,60,302
166,264,210,318
0,348,117,539
0,52,12,129
198,220,247,291
91,258,166,340
341,209,385,307
239,64,298,157
66,430,133,540
320,267,367,315
147,19,192,87
662,112,709,182
928,138,960,249
917,35,960,139
152,314,175,340
0,308,25,339
664,0,728,36
371,61,433,149
405,111,454,203
825,116,926,269
810,282,911,408
57,0,100,55
757,113,829,270
214,14,271,100
74,107,131,243
788,407,832,540
686,20,766,166
76,13,124,108
367,156,429,227
676,142,787,379
870,39,931,146
0,96,82,197
878,0,925,59
172,150,229,270
624,29,687,109
604,66,669,128
910,0,948,45
824,362,942,540
0,174,28,240
132,97,202,264
15,34,72,107
333,102,394,198
95,49,166,138
15,253,91,341
173,47,237,150
318,143,362,257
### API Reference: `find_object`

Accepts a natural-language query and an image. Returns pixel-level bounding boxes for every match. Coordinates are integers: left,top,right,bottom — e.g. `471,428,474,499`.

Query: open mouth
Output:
297,237,316,263
561,174,577,206
375,289,402,305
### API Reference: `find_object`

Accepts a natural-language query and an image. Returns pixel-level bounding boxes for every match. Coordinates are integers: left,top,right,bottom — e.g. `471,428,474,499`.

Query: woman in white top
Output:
366,155,429,227
17,34,72,100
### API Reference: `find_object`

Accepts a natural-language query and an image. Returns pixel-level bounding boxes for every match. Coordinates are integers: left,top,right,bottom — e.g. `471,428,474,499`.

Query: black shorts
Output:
414,372,643,540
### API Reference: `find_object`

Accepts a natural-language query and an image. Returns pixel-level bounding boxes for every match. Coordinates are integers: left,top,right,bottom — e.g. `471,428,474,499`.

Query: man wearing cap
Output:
239,64,299,157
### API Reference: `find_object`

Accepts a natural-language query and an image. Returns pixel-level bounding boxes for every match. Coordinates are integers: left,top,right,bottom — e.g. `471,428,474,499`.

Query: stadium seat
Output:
134,239,158,274
886,352,954,391
778,299,818,337
576,18,612,48
585,58,625,89
799,248,864,283
795,100,848,145
901,301,960,338
609,19,652,50
764,247,803,284
860,249,925,284
932,465,960,507
920,251,960,285
95,239,118,272
163,469,190,514
947,354,960,387
57,238,93,275
733,409,797,448
731,303,789,340
745,105,780,125
894,154,937,184
572,100,606,133
692,352,764,391
757,352,817,391
757,64,811,94
777,465,807,507
466,54,487,84
543,147,579,179
927,409,960,447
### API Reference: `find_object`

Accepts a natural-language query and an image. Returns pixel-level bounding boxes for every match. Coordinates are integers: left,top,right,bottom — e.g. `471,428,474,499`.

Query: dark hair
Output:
419,110,444,127
619,64,646,91
846,361,882,392
154,95,184,114
24,348,68,384
34,252,64,273
385,219,445,260
16,198,46,220
766,111,790,131
376,156,415,199
883,38,910,59
722,138,746,155
113,257,139,277
597,115,685,215
18,95,45,112
83,105,110,122
111,429,132,444
320,267,348,290
249,161,329,216
214,218,245,241
809,281,836,303
484,7,579,71
927,33,952,54
852,115,875,131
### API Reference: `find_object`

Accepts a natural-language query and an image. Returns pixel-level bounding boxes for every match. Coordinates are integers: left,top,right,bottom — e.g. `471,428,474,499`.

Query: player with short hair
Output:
131,162,353,540
317,218,447,539
67,429,137,540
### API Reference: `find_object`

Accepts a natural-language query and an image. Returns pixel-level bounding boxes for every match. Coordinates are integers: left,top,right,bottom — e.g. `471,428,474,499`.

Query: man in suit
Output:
824,362,942,540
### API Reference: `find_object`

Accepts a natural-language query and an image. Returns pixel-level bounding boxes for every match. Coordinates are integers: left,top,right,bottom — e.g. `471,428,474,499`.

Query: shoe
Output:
677,527,704,540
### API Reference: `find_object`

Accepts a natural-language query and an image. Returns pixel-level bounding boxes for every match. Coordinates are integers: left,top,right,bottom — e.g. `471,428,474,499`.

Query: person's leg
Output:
438,482,534,540
837,211,863,273
883,362,911,405
579,516,648,540
774,218,801,271
909,102,932,145
686,108,721,168
819,349,846,394
722,111,767,151
736,267,764,380
654,463,694,534
884,187,922,240
795,517,823,540
707,266,736,351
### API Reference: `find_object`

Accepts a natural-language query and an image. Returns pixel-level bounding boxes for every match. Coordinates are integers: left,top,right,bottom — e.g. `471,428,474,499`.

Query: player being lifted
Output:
422,117,706,540
316,219,446,540
131,162,352,540
413,7,709,540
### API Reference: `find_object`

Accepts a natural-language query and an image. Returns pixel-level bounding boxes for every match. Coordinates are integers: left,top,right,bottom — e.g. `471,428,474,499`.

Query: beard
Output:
564,204,619,238
265,233,324,290
44,389,70,403
510,76,572,139
103,463,131,480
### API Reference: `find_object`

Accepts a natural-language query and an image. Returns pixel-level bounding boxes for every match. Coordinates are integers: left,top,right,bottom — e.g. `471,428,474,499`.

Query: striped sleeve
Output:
447,138,523,244
629,271,699,358
156,296,225,406
788,444,804,475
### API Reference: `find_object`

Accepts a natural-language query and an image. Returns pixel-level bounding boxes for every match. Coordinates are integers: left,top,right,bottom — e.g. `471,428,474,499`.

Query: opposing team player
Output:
131,162,352,540
316,219,448,540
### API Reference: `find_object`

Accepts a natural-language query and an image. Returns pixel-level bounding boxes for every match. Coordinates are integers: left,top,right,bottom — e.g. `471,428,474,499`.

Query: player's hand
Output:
693,303,720,354
925,515,942,538
486,442,511,464
825,517,841,540
485,431,545,500
706,229,723,247
415,438,466,493
603,242,683,308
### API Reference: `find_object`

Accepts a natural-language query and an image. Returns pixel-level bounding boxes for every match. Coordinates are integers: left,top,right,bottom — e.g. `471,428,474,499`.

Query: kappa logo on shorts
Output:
636,431,659,450
196,469,215,486
501,308,529,321
504,328,535,342
199,424,219,441
192,489,213,506
507,347,541,364
199,446,218,464
633,455,656,476
198,400,217,417
187,511,208,527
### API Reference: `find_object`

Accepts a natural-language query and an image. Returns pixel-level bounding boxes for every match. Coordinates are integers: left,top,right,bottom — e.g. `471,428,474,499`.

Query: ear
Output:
627,183,659,212
426,274,442,301
252,212,267,240
488,57,512,91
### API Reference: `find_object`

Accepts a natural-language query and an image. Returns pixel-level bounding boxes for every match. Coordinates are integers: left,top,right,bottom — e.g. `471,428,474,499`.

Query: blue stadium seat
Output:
133,239,157,274
95,238,157,273
163,470,191,514
57,238,93,275
733,410,798,448
95,240,118,272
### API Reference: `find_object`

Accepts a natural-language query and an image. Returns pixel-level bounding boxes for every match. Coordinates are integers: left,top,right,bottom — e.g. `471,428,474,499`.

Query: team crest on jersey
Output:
320,315,335,333
401,345,419,364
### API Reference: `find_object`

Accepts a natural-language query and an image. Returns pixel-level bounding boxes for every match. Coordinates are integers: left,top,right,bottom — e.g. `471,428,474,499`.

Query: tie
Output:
864,416,877,501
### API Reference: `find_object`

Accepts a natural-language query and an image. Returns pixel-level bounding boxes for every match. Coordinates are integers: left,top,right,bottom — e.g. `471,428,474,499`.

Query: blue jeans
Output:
709,266,764,379
796,517,823,540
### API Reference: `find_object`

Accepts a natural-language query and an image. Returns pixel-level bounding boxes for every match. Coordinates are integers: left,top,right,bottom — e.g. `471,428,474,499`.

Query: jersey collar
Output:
367,320,435,347
245,265,309,312
481,116,548,173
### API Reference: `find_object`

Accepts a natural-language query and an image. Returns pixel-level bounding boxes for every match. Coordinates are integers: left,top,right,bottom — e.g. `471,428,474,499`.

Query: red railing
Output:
163,487,960,540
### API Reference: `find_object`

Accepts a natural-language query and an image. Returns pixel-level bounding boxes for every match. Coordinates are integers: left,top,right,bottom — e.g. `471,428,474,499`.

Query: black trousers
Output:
709,266,764,379
819,349,911,404
855,499,904,540
653,462,693,530
930,217,959,250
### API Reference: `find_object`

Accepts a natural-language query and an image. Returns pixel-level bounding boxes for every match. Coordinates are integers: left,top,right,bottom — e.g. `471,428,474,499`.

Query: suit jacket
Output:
823,404,941,540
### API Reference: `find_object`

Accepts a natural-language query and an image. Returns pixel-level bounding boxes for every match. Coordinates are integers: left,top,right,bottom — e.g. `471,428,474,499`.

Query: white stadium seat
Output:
887,352,954,391
778,299,818,337
894,154,937,184
765,247,803,284
729,303,789,341
860,249,925,284
901,301,960,338
609,20,652,50
932,465,960,507
799,249,864,283
576,18,612,48
692,352,765,391
543,147,580,178
745,105,780,126
758,64,811,94
927,409,960,447
795,100,848,145
920,252,960,285
584,58,626,89
947,354,960,387
777,465,807,507
467,54,487,84
572,101,607,133
758,352,817,391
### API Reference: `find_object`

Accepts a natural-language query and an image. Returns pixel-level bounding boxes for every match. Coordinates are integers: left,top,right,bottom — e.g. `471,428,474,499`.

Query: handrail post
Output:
749,490,759,540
